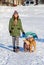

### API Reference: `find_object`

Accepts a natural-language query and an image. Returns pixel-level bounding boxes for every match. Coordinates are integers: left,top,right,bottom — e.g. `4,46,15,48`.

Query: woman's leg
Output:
12,36,19,52
15,36,19,49
12,36,16,52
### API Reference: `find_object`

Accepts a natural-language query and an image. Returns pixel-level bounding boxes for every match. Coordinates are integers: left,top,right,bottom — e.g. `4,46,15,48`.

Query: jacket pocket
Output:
11,27,14,30
17,28,20,30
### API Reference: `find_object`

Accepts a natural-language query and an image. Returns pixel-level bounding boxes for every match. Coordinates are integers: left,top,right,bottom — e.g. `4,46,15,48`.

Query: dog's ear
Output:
28,37,34,42
32,38,35,41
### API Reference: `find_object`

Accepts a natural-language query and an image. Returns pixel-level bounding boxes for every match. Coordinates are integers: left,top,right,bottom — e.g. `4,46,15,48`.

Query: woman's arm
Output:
20,19,24,33
9,18,12,33
20,19,25,36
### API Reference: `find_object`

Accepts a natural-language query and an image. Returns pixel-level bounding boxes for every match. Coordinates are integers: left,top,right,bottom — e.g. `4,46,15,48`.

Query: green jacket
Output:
9,17,24,36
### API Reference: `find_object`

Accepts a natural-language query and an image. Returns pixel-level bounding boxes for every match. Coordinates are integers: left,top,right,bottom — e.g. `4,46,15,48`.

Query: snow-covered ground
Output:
0,5,44,65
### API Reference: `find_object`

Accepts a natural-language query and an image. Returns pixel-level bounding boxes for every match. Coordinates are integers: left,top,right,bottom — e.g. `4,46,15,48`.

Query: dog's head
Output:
28,37,34,42
23,39,30,45
23,37,35,45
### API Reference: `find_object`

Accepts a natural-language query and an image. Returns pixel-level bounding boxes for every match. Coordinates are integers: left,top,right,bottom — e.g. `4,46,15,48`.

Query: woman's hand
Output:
9,30,12,33
22,32,26,37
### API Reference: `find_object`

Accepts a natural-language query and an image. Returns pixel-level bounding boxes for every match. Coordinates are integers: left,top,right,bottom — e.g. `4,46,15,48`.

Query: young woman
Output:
9,11,25,52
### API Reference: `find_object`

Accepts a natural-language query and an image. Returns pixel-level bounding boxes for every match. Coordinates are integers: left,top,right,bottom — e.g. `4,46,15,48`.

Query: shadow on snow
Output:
0,43,24,52
0,38,44,52
36,38,44,42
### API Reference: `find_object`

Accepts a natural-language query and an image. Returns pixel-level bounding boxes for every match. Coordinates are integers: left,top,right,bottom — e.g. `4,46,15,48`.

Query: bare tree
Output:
40,0,44,4
35,0,38,5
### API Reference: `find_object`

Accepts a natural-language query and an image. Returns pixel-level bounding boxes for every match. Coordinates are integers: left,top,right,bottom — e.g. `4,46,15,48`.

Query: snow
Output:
0,5,44,65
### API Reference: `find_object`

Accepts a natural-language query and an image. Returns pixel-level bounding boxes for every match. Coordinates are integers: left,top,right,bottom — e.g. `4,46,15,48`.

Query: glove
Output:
9,30,12,33
23,32,25,34
22,32,26,37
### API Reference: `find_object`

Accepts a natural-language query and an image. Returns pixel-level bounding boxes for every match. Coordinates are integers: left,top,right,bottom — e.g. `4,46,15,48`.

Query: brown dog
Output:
24,37,36,52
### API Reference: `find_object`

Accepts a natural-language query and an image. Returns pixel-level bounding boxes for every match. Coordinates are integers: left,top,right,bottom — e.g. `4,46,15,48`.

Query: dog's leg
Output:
33,42,36,52
24,42,28,52
34,45,36,52
29,45,32,52
24,47,28,52
29,44,34,52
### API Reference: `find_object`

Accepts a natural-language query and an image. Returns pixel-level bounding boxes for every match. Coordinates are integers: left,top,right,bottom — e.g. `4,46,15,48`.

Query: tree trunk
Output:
40,0,44,4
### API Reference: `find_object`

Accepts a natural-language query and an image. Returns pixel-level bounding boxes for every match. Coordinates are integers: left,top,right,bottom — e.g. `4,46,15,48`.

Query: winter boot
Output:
13,47,16,52
15,47,19,52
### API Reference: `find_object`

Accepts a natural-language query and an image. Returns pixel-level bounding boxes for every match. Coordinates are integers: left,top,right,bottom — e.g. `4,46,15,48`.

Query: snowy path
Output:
0,42,44,65
0,5,44,65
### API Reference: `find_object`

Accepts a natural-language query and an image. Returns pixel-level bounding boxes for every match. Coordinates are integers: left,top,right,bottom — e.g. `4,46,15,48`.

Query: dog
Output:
23,37,36,52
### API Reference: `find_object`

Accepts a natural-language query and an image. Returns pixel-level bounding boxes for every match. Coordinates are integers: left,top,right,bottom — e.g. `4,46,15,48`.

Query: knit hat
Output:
14,11,18,15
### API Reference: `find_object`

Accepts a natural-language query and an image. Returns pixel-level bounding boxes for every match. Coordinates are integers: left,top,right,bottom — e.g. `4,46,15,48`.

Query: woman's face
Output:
14,13,18,18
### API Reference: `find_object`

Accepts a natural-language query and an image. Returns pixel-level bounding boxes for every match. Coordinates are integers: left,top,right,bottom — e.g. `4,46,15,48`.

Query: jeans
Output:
12,36,19,49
